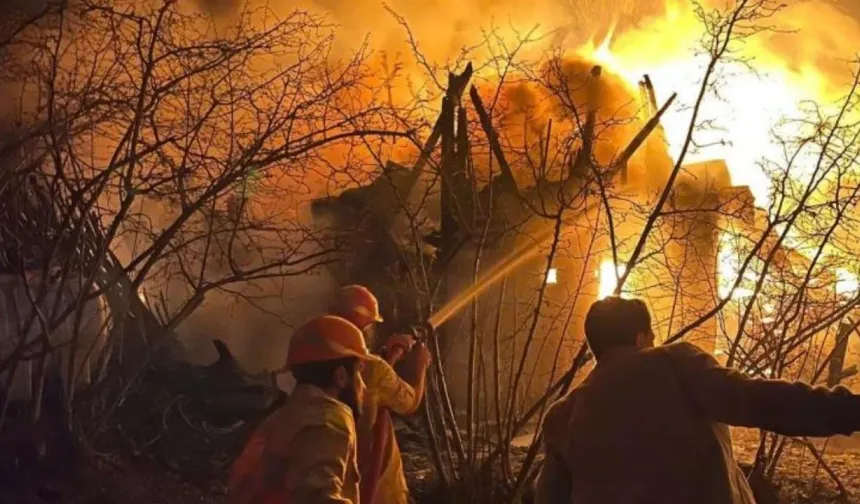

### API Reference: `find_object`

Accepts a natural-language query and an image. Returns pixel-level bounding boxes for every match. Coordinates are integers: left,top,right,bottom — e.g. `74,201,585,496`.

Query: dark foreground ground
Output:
2,422,859,504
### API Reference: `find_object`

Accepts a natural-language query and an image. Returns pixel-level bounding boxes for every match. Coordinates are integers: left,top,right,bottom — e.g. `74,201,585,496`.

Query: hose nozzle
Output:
400,320,435,343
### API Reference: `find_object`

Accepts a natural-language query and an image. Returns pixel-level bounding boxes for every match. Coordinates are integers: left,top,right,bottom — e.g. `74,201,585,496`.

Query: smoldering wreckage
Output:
2,35,860,504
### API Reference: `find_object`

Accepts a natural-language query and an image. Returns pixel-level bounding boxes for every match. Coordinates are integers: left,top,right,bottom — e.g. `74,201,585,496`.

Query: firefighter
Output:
536,296,860,504
228,315,371,504
332,285,432,504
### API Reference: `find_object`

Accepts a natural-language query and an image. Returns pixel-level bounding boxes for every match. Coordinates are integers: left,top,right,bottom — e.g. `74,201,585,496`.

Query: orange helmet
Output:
285,315,371,369
333,285,384,326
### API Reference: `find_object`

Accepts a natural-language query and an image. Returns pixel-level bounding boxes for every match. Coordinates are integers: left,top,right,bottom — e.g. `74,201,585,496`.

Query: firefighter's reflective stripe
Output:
228,385,360,504
358,355,418,504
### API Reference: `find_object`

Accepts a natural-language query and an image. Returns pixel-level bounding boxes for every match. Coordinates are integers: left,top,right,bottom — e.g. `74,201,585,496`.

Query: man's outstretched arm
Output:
667,342,860,437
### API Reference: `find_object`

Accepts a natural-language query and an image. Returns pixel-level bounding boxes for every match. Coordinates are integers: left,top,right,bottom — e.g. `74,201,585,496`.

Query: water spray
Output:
423,225,558,330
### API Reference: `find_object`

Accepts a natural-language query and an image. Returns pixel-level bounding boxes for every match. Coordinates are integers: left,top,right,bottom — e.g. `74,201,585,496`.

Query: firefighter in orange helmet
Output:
332,285,432,504
228,315,371,504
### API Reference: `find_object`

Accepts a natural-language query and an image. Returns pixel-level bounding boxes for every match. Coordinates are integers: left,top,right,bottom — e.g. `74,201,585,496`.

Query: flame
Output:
717,233,755,300
546,267,559,285
717,235,736,300
575,0,855,209
592,23,617,66
241,0,859,216
719,232,860,301
597,259,627,300
836,269,859,296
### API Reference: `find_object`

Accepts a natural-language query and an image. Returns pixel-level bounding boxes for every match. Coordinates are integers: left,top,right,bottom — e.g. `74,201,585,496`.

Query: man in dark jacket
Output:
536,296,860,504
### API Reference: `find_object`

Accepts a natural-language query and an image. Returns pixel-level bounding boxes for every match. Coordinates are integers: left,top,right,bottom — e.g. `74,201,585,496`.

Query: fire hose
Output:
362,321,434,504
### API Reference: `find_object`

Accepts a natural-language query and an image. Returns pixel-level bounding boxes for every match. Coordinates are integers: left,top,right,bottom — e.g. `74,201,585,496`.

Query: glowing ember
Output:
597,259,627,300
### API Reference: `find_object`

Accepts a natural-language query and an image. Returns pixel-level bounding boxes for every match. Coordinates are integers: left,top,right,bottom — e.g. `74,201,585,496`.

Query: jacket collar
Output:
596,345,641,366
292,383,334,400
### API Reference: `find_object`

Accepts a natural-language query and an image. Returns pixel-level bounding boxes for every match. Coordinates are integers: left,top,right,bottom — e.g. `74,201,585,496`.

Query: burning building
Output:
307,54,786,413
178,0,860,408
310,32,860,416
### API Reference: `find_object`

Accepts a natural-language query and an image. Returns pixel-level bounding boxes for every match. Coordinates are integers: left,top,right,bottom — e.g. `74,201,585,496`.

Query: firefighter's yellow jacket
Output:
228,384,361,504
357,354,419,504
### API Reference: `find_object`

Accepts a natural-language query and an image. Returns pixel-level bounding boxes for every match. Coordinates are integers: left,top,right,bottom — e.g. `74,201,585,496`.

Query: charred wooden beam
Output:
447,62,474,105
570,66,602,181
439,72,476,240
440,96,457,244
610,92,677,178
538,119,552,182
585,65,602,137
456,103,469,177
638,80,651,120
412,115,445,175
434,91,463,370
454,104,475,221
827,319,855,387
320,63,473,226
411,62,474,175
469,85,520,197
643,74,659,114
212,339,242,375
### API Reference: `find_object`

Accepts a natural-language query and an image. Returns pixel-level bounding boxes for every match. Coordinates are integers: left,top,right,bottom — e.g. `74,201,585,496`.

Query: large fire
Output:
572,0,860,304
717,232,754,301
208,0,860,214
575,0,858,208
191,0,860,328
598,259,628,300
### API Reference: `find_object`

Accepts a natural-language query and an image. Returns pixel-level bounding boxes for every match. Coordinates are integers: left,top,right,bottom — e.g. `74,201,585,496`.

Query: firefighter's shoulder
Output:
279,386,356,436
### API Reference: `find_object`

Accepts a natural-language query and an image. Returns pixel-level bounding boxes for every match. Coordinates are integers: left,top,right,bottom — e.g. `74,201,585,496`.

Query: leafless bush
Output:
0,0,414,446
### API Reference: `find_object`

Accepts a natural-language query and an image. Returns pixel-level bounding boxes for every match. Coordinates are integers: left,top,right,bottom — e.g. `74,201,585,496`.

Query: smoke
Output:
491,55,674,191
120,196,341,370
195,0,860,198
170,0,687,371
194,0,242,17
0,2,44,127
198,0,670,72
764,0,860,96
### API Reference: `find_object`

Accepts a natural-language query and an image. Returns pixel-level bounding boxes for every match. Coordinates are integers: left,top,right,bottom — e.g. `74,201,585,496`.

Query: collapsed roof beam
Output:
610,92,677,178
470,85,520,198
643,75,659,115
570,65,602,181
410,62,474,175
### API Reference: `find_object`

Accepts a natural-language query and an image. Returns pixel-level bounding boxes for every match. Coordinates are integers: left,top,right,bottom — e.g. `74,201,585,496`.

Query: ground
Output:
2,419,859,503
731,429,860,504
